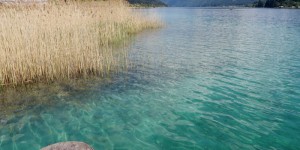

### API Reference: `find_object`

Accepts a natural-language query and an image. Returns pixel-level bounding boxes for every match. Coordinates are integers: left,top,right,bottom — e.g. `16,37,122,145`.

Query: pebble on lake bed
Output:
0,119,8,125
41,141,93,150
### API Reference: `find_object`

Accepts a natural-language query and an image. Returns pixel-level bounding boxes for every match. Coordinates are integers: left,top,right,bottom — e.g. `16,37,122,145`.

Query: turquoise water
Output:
1,8,300,149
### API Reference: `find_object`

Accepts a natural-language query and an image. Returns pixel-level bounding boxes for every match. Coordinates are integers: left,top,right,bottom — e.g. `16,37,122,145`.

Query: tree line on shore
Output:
254,0,300,8
127,0,167,6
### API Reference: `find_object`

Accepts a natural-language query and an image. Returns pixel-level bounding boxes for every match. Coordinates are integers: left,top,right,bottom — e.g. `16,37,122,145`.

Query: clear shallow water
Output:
1,8,300,149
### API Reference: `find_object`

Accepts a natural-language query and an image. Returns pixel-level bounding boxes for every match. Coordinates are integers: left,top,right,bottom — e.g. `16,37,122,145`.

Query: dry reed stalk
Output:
0,0,161,86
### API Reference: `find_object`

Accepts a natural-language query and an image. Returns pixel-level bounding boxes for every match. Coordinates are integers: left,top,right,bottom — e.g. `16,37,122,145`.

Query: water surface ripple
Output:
1,8,300,150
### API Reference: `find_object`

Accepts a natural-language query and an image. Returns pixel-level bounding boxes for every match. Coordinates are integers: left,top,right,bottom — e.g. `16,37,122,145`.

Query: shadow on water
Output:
0,30,171,126
0,36,136,120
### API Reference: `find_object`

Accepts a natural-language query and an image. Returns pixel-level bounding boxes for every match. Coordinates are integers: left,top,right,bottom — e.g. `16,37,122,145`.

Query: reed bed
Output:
0,0,160,86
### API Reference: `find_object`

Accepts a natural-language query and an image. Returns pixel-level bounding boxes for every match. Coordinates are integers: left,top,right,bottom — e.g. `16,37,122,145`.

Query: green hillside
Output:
263,0,300,8
127,0,167,6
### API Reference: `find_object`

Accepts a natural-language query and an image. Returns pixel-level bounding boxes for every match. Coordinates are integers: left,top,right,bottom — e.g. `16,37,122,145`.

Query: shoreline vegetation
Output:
129,3,166,7
252,0,300,8
127,0,167,7
0,0,161,87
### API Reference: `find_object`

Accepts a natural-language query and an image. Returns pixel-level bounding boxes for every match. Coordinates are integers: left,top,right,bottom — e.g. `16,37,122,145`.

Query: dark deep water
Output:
0,8,300,149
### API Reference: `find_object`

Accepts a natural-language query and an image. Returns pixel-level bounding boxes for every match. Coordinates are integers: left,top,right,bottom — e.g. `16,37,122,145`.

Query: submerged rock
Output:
0,119,7,125
41,142,93,150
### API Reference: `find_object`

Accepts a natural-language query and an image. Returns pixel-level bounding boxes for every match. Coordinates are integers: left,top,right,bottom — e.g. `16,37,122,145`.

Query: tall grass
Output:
0,0,160,86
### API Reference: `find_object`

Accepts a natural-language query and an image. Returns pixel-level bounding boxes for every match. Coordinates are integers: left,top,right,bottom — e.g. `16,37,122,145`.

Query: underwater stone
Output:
41,141,93,150
0,119,7,125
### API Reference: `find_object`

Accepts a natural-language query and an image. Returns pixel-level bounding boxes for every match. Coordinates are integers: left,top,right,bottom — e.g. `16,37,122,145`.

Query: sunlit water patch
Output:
1,8,300,149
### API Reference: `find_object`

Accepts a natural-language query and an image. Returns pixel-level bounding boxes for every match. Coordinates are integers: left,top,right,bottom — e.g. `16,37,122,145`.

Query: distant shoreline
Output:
153,6,300,9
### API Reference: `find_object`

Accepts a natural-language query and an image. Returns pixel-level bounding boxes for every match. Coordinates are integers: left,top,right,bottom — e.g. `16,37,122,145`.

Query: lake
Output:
0,8,300,149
